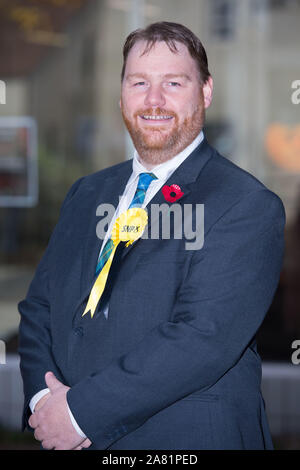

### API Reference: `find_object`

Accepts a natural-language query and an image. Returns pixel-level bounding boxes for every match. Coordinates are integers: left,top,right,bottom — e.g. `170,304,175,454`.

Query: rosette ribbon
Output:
82,208,148,318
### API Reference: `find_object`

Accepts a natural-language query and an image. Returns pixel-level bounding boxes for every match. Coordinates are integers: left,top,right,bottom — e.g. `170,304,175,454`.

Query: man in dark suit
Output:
18,21,285,450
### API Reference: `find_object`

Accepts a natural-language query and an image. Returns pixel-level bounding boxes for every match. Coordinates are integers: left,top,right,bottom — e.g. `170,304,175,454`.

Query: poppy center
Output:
170,191,176,197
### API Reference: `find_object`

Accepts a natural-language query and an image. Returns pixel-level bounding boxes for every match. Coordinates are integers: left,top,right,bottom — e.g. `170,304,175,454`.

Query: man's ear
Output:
202,76,213,109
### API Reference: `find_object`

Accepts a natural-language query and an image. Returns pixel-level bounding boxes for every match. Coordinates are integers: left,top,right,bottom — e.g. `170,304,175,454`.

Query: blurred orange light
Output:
265,123,300,172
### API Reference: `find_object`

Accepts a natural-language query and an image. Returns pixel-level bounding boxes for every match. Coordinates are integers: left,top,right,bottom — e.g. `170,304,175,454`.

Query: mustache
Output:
135,108,177,117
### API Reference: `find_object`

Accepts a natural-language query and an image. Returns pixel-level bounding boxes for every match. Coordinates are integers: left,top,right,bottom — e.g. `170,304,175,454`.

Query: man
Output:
18,21,285,450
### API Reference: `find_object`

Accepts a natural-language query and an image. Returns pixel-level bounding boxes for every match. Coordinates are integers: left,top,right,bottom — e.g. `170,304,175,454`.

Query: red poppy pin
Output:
162,184,184,203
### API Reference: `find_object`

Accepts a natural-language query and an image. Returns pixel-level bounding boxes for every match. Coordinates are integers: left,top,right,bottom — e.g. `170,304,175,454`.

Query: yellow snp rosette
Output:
82,207,148,318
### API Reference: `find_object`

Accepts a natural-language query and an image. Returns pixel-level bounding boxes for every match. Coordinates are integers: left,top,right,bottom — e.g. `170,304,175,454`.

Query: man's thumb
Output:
45,371,62,392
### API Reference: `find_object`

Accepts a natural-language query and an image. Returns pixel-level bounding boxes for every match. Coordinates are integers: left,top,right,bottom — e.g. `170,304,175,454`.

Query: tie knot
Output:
137,172,157,191
129,172,157,209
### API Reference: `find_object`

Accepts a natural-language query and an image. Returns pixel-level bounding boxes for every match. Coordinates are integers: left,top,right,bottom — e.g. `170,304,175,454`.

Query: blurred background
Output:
0,0,300,450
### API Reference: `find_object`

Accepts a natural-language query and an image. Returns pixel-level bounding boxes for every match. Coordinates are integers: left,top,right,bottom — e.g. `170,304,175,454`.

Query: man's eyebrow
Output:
125,73,148,81
164,73,192,81
125,73,192,81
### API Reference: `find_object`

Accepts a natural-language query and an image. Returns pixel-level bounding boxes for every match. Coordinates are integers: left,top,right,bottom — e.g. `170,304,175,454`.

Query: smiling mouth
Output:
139,115,174,122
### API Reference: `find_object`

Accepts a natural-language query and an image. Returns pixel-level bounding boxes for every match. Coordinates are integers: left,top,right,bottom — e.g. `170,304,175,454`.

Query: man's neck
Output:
137,157,156,171
136,148,180,170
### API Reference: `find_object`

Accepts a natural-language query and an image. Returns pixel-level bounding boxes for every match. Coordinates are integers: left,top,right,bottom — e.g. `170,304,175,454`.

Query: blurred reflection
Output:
265,123,300,172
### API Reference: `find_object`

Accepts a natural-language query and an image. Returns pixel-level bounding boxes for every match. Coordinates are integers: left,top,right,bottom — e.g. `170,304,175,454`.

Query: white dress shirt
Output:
29,130,204,440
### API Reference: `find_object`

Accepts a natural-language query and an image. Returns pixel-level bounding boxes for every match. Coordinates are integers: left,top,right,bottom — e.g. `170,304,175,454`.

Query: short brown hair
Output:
121,21,211,84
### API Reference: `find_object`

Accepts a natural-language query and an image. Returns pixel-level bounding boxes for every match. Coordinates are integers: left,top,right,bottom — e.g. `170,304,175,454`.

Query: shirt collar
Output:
132,130,204,182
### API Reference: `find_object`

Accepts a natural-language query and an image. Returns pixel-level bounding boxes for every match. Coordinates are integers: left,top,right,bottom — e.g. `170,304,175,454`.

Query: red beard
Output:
121,105,205,166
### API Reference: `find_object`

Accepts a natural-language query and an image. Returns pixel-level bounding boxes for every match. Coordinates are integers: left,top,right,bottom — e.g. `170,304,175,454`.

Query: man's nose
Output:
144,85,166,108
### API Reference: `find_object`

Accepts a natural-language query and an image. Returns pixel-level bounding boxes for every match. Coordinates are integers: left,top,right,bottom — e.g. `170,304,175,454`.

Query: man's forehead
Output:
128,39,191,60
125,40,197,78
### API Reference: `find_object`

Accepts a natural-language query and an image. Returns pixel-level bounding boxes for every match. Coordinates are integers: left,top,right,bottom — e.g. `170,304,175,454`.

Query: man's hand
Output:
29,372,91,450
34,392,50,411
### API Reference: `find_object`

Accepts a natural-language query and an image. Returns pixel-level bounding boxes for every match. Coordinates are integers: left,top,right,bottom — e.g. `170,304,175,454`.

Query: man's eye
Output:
134,82,145,86
168,82,181,87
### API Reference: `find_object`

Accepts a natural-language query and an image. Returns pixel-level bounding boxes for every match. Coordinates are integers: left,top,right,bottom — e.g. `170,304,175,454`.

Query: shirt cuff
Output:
29,388,50,413
67,402,87,439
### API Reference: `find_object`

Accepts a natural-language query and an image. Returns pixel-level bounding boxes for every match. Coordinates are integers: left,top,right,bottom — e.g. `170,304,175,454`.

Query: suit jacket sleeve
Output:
66,188,285,447
18,177,84,429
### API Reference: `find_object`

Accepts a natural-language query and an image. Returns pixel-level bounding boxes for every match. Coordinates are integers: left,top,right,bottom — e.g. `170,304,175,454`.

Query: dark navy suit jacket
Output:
18,139,285,449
